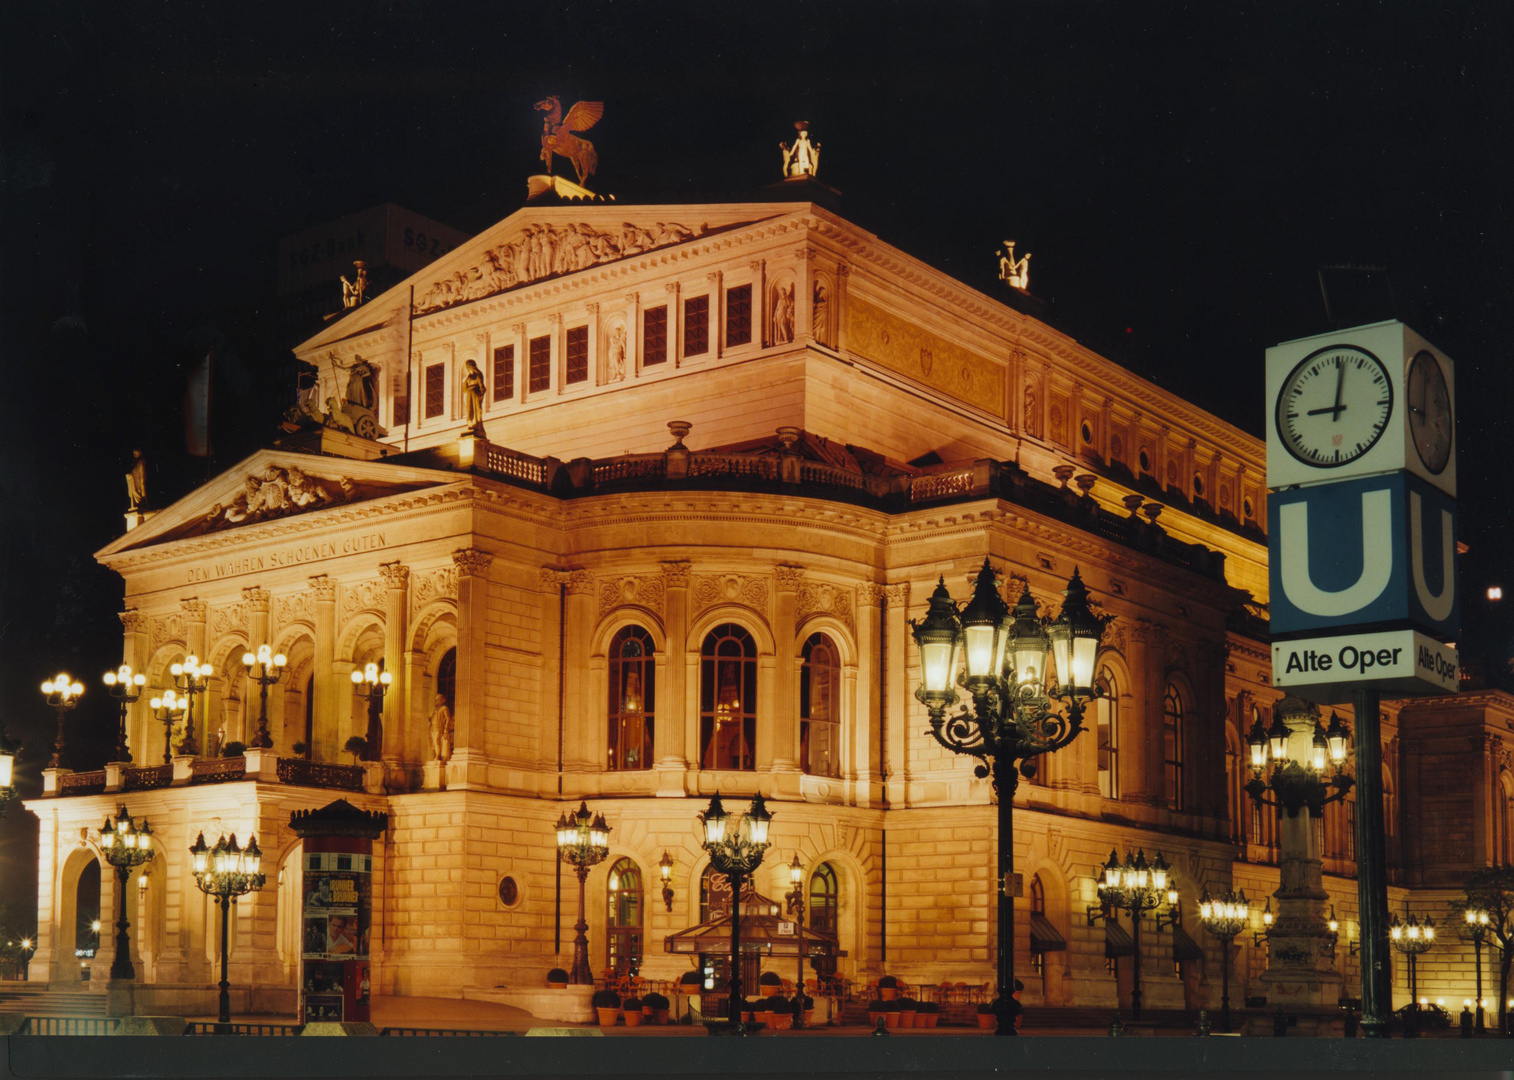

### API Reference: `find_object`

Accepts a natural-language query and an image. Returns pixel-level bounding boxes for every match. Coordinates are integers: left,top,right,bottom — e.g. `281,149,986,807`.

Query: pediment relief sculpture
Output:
207,465,350,529
413,220,713,316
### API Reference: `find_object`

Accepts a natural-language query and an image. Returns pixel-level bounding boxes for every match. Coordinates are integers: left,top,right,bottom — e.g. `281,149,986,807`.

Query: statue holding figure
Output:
429,694,454,762
125,449,147,512
607,324,628,382
771,282,795,344
461,358,487,432
998,241,1031,291
332,354,377,411
340,261,369,309
780,121,821,178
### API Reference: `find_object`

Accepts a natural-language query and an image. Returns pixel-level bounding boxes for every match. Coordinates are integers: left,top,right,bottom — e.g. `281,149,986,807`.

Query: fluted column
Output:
658,561,691,793
562,569,597,777
449,548,494,788
119,610,149,763
883,581,910,806
379,562,410,766
853,584,884,808
794,247,814,346
537,568,569,788
242,588,270,749
770,565,803,773
309,575,338,762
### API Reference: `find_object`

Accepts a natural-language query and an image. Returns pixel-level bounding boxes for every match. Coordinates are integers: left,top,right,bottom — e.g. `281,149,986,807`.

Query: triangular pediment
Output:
95,449,465,559
296,201,798,353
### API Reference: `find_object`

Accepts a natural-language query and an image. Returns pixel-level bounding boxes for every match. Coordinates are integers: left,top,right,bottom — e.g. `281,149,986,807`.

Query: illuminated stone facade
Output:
24,194,1513,1021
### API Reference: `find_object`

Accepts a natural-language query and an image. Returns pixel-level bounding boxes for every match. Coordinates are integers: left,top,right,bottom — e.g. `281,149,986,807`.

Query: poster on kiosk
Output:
1264,320,1459,701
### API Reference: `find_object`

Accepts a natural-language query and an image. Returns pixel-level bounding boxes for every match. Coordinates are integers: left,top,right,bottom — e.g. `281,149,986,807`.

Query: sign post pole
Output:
1351,687,1393,1037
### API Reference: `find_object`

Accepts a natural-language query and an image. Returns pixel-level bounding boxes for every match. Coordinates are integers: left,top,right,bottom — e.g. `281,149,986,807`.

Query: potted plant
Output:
897,996,918,1028
877,975,899,1001
546,968,569,989
343,735,369,762
291,740,307,757
867,999,886,1026
976,1002,996,1030
881,999,902,1028
919,1001,940,1028
759,971,782,998
221,741,246,758
592,988,620,1026
742,997,761,1024
643,991,670,1024
680,970,704,990
621,995,643,1027
766,995,791,1030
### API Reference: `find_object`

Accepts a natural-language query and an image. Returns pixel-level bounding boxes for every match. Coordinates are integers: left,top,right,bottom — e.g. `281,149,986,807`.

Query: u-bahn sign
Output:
1273,628,1458,703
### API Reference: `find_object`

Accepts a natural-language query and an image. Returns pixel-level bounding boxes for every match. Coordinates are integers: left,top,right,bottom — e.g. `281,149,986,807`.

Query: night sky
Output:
2,2,1510,915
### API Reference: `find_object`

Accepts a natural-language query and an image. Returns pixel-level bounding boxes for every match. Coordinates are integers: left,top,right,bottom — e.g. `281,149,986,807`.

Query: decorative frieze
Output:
598,574,666,617
795,580,854,632
660,561,692,589
691,573,769,618
341,579,387,622
411,567,459,614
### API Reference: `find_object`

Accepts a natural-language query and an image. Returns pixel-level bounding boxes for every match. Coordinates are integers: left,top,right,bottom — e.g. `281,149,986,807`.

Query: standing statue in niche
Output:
780,121,821,178
771,283,795,345
812,280,829,341
461,359,487,432
429,694,454,763
1023,384,1039,437
607,324,628,382
125,449,147,512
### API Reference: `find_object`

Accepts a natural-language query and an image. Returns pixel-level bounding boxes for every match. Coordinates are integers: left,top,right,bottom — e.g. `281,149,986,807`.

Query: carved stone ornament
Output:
599,575,666,617
796,581,855,632
119,609,145,634
203,466,350,531
774,565,805,592
566,569,596,596
691,574,769,617
379,563,411,590
660,561,692,589
210,601,247,638
452,549,494,577
151,612,187,648
309,575,337,603
242,586,271,611
341,579,387,623
882,583,909,607
539,567,570,592
181,597,208,620
274,592,314,627
411,568,458,618
414,220,710,316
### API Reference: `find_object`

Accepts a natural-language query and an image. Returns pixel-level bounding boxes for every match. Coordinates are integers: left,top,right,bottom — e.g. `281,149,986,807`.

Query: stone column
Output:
242,588,270,750
708,271,724,360
770,566,803,774
625,293,641,373
562,569,597,777
535,568,568,794
309,575,338,763
751,261,767,347
1261,697,1344,1009
853,584,884,808
834,262,850,353
585,303,601,385
658,561,691,793
665,283,682,365
119,610,149,764
33,808,57,981
379,562,410,768
794,247,814,346
182,598,208,759
883,581,910,806
448,548,494,789
1124,619,1163,807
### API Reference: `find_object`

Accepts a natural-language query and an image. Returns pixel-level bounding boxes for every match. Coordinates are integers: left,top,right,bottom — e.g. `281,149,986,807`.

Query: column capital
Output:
775,565,805,592
539,567,571,592
665,282,681,299
452,548,494,578
882,582,910,606
585,301,600,316
511,322,526,336
625,292,639,306
835,261,850,279
856,582,886,607
119,609,145,634
566,569,596,596
242,586,270,611
706,270,722,285
660,560,692,588
308,574,337,602
748,259,764,274
547,312,561,327
379,561,411,589
180,597,207,619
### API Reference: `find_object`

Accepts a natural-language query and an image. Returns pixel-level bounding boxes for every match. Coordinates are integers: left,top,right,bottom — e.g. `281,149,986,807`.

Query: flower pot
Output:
770,1012,790,1030
884,1012,900,1028
924,1013,938,1028
653,1009,670,1024
761,985,779,997
623,1012,642,1028
804,1009,815,1025
977,1013,995,1030
743,1011,754,1023
899,1011,917,1028
868,1011,881,1026
597,1008,620,1026
880,987,898,1001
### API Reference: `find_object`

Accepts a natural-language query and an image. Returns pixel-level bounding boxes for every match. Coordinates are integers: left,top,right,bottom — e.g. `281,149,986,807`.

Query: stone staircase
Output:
0,983,110,1018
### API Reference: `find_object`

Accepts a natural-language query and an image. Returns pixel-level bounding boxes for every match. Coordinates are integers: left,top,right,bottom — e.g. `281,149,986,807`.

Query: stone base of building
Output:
119,982,297,1018
467,985,594,1024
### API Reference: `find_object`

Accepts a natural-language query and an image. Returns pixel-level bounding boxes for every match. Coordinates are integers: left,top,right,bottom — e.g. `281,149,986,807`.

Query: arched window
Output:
800,634,841,777
606,857,643,976
1498,772,1514,863
1030,875,1047,975
1225,717,1243,844
437,648,457,712
76,861,101,962
700,624,756,770
1163,683,1184,810
1096,667,1119,799
608,626,655,771
808,862,838,937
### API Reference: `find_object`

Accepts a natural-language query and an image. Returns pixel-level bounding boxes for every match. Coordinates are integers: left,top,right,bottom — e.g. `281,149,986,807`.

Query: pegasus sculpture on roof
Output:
534,96,604,186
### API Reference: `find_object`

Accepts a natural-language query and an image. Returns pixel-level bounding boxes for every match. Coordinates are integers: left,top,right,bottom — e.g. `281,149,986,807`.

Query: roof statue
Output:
535,96,604,187
780,121,820,178
998,240,1031,292
125,449,146,512
340,260,368,309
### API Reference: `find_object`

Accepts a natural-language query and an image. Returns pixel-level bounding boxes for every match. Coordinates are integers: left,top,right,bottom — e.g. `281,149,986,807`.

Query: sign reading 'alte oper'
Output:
186,532,389,583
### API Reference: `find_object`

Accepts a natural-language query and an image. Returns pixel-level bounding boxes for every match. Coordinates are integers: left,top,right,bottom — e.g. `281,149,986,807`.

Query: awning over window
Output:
1104,921,1135,958
1172,926,1205,962
1029,913,1067,953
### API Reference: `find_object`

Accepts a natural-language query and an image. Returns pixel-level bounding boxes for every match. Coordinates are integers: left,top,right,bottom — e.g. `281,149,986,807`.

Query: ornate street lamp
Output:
169,655,214,757
103,665,147,763
1253,897,1275,947
189,831,266,1026
41,672,84,769
241,646,287,750
1390,910,1435,1033
657,851,675,913
98,806,154,981
350,661,392,760
554,801,610,985
0,728,21,819
698,792,773,1035
1087,848,1178,1021
1197,888,1250,1032
785,853,808,1029
911,560,1109,1035
1462,906,1492,1032
1245,707,1353,817
148,690,189,765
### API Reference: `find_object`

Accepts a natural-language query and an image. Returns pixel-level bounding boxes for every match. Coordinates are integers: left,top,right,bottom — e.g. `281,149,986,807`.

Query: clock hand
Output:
1306,405,1347,416
1330,360,1346,419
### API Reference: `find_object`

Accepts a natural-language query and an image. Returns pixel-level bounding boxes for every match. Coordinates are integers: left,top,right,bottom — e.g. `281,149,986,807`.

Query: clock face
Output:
1275,345,1394,468
1406,349,1452,474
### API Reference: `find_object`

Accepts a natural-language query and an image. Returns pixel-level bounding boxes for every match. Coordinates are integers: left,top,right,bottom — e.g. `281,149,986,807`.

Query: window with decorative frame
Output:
725,284,752,347
808,862,838,938
528,335,551,394
606,857,643,976
565,325,589,385
684,295,709,357
424,363,445,419
642,306,667,366
1163,683,1184,810
700,624,756,770
607,625,655,771
492,345,515,402
1096,668,1119,799
800,633,841,777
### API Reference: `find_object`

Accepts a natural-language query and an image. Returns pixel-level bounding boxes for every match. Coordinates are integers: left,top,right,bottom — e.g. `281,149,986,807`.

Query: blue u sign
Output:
1268,471,1458,637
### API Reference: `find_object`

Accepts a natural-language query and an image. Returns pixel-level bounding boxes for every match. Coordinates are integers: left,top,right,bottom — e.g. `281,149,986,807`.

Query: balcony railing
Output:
57,771,107,797
276,757,363,791
48,754,363,798
190,757,247,784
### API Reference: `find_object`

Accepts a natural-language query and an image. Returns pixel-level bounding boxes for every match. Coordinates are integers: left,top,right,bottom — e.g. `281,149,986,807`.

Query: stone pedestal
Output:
243,748,279,782
106,980,136,1018
423,760,445,791
171,756,196,785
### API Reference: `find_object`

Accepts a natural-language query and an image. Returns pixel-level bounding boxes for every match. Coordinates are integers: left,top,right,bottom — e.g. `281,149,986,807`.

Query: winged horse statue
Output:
534,96,604,186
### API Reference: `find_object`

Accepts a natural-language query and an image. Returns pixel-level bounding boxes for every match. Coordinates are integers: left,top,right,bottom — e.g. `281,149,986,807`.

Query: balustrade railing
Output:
189,757,247,784
57,771,107,796
276,757,364,791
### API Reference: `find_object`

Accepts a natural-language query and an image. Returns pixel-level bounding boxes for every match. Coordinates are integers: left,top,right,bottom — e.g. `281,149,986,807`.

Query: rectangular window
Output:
528,335,551,394
684,295,709,357
565,325,588,385
643,305,667,366
725,284,752,347
1096,695,1118,799
394,382,410,427
424,363,445,419
492,345,515,402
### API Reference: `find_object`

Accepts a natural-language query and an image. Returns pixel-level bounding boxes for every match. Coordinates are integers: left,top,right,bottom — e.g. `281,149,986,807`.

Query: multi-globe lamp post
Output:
189,831,266,1026
1088,849,1179,1021
41,672,84,769
1390,912,1435,1014
103,665,146,763
554,801,610,985
911,559,1109,1036
148,690,189,765
1244,707,1353,814
698,792,773,1034
785,853,807,1029
169,655,215,757
98,806,155,981
1462,906,1491,1033
1197,888,1251,1032
350,661,392,759
0,728,21,819
241,645,287,750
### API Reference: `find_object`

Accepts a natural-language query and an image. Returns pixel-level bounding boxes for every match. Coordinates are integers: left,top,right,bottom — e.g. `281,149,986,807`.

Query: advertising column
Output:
289,800,388,1025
